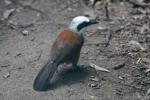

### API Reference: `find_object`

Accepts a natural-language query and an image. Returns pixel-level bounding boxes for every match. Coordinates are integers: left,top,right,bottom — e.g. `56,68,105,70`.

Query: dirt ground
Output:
0,0,150,100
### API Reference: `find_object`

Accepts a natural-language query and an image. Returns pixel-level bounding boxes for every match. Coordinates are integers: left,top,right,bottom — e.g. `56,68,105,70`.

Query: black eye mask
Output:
77,20,98,31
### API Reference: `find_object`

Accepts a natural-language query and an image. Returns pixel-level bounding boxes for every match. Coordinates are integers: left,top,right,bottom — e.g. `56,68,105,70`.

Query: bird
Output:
33,16,98,91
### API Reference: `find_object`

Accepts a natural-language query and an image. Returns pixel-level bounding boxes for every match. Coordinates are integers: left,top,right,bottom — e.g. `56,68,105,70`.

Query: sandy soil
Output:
0,0,150,100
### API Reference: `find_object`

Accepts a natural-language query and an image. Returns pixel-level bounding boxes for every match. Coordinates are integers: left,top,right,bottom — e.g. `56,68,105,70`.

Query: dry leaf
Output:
129,40,146,51
89,63,111,72
3,8,15,19
142,58,150,64
146,88,150,96
145,68,150,73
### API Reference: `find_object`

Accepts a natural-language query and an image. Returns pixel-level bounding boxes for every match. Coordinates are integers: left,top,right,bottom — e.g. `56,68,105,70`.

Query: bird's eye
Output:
77,22,90,31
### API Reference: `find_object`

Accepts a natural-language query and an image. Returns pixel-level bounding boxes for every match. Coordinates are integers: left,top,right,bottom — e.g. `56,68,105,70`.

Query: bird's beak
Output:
89,19,99,25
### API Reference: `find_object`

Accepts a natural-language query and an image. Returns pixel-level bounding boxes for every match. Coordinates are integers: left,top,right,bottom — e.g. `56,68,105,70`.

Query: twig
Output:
104,2,110,21
105,30,113,47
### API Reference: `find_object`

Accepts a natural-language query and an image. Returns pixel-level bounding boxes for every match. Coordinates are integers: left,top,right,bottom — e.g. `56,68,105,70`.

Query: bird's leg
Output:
72,50,81,69
71,63,79,71
72,63,78,67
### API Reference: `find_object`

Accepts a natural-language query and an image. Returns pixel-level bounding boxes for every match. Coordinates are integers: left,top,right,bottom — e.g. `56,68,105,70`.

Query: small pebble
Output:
97,26,107,31
113,62,125,70
22,30,29,36
89,77,99,82
90,76,95,78
3,72,10,79
90,95,94,99
118,76,124,80
36,13,40,17
88,83,98,87
67,7,72,11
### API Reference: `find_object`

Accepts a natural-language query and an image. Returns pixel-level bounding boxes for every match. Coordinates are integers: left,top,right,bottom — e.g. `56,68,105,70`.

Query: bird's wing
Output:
50,30,84,64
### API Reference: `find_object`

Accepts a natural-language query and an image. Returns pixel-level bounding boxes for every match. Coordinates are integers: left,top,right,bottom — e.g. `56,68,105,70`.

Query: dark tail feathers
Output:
33,60,58,91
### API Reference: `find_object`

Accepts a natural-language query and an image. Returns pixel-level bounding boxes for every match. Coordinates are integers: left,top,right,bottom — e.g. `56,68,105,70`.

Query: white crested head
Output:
69,16,94,35
70,16,90,25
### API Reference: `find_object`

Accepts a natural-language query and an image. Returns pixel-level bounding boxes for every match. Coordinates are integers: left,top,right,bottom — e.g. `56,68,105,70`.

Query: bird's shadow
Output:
42,65,92,91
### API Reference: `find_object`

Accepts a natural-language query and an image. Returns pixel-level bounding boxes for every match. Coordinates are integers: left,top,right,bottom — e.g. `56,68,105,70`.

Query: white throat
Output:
68,23,85,35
